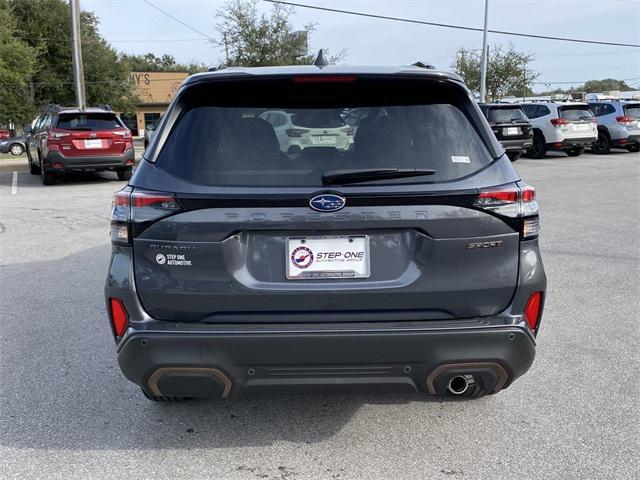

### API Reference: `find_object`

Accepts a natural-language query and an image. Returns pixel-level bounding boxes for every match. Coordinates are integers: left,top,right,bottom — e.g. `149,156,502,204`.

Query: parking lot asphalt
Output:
1,151,639,480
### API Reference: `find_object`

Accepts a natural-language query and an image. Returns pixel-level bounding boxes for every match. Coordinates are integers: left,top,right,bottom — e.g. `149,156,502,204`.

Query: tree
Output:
578,79,633,93
0,4,37,125
4,0,137,115
120,53,207,74
453,44,540,101
215,0,345,67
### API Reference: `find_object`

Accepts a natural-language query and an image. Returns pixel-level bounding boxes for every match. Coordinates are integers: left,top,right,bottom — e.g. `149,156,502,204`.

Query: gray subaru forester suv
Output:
105,64,546,401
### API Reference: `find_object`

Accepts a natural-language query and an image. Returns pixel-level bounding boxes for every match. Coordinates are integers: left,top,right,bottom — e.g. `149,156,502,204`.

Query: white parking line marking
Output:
11,171,18,195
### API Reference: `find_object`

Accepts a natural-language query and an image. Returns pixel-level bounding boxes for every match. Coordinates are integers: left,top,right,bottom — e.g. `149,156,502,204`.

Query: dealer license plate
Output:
286,236,370,279
84,139,103,149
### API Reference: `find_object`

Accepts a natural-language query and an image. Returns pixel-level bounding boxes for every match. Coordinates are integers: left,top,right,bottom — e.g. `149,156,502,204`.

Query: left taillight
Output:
110,188,180,245
109,298,129,337
474,184,540,239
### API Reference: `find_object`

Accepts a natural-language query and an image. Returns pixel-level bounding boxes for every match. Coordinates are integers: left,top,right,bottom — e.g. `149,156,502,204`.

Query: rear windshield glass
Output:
559,106,594,121
624,104,640,118
154,79,494,187
56,113,122,131
488,107,527,123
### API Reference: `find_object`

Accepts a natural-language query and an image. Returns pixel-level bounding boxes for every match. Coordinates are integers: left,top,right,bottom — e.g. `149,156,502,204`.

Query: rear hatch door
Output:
558,105,597,138
56,112,128,156
131,75,521,323
487,106,531,141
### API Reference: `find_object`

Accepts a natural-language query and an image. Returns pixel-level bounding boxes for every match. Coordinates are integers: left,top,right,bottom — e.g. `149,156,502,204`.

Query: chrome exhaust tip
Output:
447,375,471,395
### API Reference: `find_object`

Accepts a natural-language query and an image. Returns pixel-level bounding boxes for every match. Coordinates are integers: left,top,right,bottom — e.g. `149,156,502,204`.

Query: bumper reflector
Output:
109,298,129,337
524,292,543,332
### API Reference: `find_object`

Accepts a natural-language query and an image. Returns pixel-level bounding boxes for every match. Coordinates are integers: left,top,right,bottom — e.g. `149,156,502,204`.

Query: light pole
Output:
70,0,86,108
479,0,489,102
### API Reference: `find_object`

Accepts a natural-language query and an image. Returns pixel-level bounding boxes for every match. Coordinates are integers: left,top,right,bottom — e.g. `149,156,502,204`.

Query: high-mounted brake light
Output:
550,118,568,127
292,75,357,84
524,292,543,333
109,298,129,337
474,184,540,239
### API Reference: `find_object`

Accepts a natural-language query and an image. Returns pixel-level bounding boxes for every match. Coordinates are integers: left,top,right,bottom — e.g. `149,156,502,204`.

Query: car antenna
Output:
314,49,329,68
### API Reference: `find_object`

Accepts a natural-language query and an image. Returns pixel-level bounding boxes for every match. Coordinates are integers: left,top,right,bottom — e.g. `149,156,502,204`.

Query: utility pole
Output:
479,0,489,102
70,0,86,108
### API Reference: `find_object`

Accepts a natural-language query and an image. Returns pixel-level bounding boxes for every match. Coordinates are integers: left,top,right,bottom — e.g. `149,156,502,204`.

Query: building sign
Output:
129,71,189,105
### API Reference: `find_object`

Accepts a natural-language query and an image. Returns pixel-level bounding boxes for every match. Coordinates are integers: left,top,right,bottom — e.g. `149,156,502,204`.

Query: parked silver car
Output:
588,100,640,154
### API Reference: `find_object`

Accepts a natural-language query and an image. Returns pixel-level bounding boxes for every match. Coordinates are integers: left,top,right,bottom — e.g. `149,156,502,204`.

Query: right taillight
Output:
474,184,540,239
110,188,180,245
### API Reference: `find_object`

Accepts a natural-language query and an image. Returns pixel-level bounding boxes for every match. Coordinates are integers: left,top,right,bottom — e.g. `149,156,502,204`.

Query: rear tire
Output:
627,144,640,153
566,147,584,157
39,154,55,185
141,387,185,403
28,150,40,175
507,151,521,162
527,133,546,159
592,131,611,154
117,167,132,181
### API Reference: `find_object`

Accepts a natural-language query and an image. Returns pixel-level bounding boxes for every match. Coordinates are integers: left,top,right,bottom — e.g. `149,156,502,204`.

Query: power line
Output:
142,0,215,42
262,0,640,48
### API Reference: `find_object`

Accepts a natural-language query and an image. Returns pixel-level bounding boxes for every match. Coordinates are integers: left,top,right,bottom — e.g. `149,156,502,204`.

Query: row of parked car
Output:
479,99,640,161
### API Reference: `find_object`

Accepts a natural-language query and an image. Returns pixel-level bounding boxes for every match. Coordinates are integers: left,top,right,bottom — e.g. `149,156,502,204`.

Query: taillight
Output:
114,130,132,140
47,130,71,143
550,118,568,127
110,188,180,244
285,128,310,137
109,298,129,337
616,115,634,125
474,184,540,239
340,127,354,136
524,292,543,333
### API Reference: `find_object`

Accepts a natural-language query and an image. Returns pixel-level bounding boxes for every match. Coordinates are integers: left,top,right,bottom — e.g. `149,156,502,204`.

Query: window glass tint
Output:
57,113,122,130
156,103,492,187
488,107,527,123
624,104,640,118
559,106,594,121
521,105,548,119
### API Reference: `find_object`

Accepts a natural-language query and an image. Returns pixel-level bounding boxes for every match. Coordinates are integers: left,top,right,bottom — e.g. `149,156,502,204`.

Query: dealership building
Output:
123,71,189,136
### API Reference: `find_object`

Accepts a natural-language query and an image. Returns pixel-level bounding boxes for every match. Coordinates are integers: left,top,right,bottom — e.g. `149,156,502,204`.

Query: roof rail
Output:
96,104,112,111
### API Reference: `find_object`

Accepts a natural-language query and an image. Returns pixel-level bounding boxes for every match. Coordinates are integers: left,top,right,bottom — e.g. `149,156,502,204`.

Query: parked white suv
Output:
520,102,597,158
259,109,354,154
588,101,640,154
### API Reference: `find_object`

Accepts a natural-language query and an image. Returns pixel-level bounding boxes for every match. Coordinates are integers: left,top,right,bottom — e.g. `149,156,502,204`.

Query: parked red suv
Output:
25,105,135,185
0,129,10,140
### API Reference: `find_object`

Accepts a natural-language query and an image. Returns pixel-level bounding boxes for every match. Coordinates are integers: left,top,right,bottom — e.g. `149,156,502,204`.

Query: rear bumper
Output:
546,136,597,150
44,149,135,171
116,322,536,398
499,138,532,152
614,134,640,146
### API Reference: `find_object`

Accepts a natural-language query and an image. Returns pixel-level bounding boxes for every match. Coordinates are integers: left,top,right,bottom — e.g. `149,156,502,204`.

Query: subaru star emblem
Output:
309,193,346,212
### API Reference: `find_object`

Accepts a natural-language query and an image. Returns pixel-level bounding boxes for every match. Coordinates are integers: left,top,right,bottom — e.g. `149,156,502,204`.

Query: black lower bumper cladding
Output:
117,324,536,398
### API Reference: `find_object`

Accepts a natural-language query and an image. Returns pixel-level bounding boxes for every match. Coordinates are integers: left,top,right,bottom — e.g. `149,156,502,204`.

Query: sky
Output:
84,0,640,92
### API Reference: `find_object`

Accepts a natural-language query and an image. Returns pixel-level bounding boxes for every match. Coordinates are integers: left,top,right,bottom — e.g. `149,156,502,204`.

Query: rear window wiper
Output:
322,168,437,185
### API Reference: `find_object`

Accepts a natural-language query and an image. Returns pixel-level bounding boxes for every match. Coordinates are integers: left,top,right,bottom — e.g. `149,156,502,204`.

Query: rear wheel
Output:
28,149,40,175
627,144,640,153
592,131,611,154
507,151,521,162
117,167,133,181
527,133,546,159
39,154,55,185
566,147,584,157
